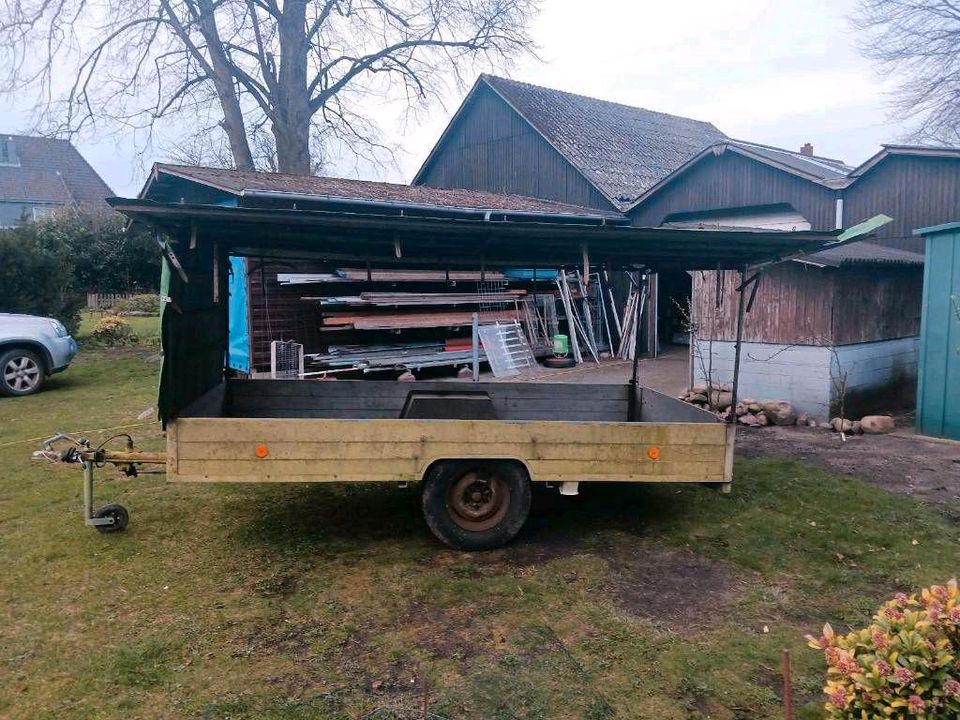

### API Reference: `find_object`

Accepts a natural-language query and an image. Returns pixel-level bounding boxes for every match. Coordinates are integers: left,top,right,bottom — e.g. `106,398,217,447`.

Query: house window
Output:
0,137,19,166
32,205,57,221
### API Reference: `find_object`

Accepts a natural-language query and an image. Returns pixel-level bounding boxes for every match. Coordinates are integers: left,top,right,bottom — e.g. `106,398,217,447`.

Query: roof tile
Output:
481,75,727,209
0,134,112,206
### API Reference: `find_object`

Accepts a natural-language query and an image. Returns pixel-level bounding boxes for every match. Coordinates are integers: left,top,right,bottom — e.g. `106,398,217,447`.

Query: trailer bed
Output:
167,379,733,487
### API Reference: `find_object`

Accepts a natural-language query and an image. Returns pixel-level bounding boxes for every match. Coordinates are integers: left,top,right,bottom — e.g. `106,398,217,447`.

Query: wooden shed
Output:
691,246,924,419
914,222,960,440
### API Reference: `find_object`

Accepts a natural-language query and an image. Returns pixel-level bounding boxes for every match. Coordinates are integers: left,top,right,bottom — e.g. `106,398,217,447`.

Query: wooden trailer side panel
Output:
168,418,731,484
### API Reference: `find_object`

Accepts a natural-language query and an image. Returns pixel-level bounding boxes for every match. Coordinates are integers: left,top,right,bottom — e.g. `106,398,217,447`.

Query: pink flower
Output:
829,688,848,708
872,631,890,650
945,678,960,698
835,652,860,677
950,608,960,623
875,659,892,676
894,593,910,606
928,601,944,621
908,694,925,713
884,607,905,621
895,667,914,685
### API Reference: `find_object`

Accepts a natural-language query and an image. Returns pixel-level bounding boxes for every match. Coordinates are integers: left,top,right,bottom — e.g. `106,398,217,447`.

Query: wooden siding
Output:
247,258,324,371
628,150,838,229
693,264,923,345
693,265,835,345
844,155,960,253
167,416,730,484
416,84,613,210
831,266,923,344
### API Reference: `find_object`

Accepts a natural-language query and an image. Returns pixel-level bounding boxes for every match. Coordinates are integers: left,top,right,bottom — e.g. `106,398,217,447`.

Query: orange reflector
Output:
254,444,269,459
647,447,661,461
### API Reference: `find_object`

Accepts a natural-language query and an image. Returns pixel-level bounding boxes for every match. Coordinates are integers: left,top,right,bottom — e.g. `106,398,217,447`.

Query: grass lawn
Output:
2,349,958,719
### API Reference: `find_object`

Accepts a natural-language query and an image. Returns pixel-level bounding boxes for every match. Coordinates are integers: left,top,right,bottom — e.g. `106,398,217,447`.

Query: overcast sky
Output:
6,0,907,197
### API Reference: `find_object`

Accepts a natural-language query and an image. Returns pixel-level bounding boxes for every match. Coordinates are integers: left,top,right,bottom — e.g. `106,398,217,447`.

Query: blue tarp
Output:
228,256,250,373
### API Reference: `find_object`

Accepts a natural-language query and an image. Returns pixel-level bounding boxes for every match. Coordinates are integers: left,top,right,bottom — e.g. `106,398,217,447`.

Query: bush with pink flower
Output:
807,579,960,718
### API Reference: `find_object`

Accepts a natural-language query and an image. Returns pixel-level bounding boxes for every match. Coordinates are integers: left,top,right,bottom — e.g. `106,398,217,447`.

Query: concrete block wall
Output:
693,337,919,420
832,337,919,415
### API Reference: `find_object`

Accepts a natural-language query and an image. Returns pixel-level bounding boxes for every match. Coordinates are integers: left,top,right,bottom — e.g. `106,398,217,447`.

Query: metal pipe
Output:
730,266,748,422
782,649,794,720
83,460,93,522
471,313,480,382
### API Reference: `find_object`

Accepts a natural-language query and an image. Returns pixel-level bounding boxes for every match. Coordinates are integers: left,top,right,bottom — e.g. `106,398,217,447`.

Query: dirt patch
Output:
603,545,734,633
736,423,960,505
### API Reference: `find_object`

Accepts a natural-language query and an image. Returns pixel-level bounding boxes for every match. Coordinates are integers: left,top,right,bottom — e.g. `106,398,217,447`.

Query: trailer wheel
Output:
421,460,531,550
93,504,129,534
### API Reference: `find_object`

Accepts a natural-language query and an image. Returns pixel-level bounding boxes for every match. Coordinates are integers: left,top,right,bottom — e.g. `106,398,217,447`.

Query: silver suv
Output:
0,313,78,396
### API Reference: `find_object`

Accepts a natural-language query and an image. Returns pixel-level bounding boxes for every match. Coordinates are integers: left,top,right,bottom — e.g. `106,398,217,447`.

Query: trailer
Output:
37,171,888,550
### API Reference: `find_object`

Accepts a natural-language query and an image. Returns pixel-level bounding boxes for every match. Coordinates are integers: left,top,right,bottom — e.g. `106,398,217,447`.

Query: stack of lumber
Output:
307,290,526,308
319,309,518,331
279,269,507,284
305,342,486,371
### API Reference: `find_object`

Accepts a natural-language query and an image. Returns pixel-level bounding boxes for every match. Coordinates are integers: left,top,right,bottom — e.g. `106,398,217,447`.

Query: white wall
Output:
693,337,919,420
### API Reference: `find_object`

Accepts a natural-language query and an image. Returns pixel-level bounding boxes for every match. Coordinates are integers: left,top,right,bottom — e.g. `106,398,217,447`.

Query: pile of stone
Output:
678,386,798,427
827,415,895,435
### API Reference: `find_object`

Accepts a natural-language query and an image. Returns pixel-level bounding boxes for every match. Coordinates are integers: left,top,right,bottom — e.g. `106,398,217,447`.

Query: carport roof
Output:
108,196,890,274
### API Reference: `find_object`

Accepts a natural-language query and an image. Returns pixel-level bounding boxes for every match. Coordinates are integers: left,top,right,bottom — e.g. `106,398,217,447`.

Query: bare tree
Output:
853,0,960,144
1,0,538,174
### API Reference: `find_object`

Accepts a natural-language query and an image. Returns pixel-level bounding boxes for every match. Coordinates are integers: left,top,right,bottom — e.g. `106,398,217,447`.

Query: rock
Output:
457,366,473,379
797,414,808,427
807,419,818,427
741,398,756,406
851,420,863,435
739,413,760,427
709,390,734,410
690,385,708,395
755,412,769,426
748,403,762,413
860,415,895,434
689,393,708,404
735,403,748,417
830,417,854,433
761,400,797,426
397,370,416,382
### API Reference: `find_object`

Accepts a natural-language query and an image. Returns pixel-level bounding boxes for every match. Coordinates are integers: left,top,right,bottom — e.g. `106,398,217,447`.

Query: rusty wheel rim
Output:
446,470,510,532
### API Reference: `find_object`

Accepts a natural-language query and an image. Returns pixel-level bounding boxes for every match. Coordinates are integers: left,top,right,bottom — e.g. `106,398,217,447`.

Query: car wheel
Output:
0,348,46,397
421,460,531,551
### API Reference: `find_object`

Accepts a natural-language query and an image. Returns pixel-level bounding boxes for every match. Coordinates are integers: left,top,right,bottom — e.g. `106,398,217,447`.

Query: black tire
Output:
421,460,531,551
542,356,576,369
0,348,45,397
93,504,129,534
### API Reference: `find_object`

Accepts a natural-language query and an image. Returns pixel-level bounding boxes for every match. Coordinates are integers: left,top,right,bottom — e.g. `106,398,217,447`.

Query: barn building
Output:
628,141,960,418
413,74,726,353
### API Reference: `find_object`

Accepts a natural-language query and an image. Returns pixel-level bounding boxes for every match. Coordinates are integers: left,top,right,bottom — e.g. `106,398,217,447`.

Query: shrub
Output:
0,229,83,334
92,316,138,346
807,579,960,718
112,293,161,315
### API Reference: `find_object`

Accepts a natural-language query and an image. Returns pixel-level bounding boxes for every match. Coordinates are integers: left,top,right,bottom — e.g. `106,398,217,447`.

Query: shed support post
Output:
628,272,646,422
730,267,748,422
471,312,480,382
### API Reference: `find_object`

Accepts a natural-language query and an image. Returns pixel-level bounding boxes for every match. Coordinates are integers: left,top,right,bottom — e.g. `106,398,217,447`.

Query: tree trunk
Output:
272,120,311,175
217,89,256,171
272,1,312,175
195,0,255,171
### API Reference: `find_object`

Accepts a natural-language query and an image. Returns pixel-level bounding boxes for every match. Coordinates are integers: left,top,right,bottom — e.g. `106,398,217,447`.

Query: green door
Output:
915,222,960,440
